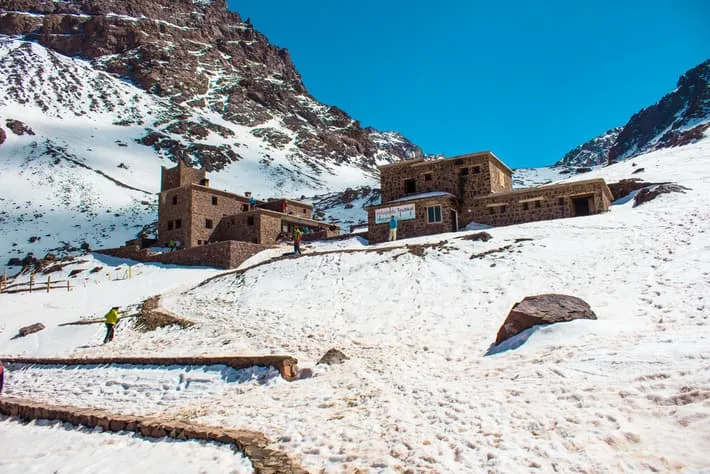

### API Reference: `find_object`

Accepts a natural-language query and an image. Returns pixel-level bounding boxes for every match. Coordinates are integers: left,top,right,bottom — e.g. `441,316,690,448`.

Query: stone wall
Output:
2,355,299,380
160,161,206,191
367,196,458,244
98,240,273,269
158,185,193,247
190,185,250,247
212,212,260,243
467,179,613,227
379,152,513,211
0,397,306,473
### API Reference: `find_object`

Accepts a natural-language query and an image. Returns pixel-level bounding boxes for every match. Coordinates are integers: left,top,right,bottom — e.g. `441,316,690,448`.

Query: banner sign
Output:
375,204,416,224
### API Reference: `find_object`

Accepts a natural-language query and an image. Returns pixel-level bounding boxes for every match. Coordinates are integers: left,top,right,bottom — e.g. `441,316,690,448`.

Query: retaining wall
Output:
0,397,306,474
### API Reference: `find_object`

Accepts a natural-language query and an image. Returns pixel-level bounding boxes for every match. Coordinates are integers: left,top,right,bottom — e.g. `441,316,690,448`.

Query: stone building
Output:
158,161,338,248
367,151,612,243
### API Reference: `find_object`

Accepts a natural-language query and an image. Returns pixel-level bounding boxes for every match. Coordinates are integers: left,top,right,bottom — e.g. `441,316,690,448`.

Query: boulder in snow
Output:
0,127,6,145
633,183,690,207
18,322,46,337
494,294,596,346
317,349,349,366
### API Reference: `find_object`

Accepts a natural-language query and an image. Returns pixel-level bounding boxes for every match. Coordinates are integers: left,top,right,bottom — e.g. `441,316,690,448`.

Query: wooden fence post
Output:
29,275,34,293
67,280,71,292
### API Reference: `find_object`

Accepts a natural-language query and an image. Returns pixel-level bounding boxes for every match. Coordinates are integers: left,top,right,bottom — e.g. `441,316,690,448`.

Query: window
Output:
535,200,542,208
175,219,182,229
489,207,495,215
522,202,529,211
499,205,507,214
424,173,432,181
404,178,416,194
197,240,202,245
205,219,213,229
212,196,218,205
247,216,255,226
303,208,307,214
427,205,442,223
172,196,178,205
558,198,564,206
242,204,249,212
167,220,174,230
473,166,481,174
459,167,469,176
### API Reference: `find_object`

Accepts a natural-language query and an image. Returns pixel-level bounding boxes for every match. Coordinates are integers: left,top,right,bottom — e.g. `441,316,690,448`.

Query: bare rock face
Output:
633,183,690,207
317,349,349,365
495,294,597,345
0,127,5,145
0,0,423,170
18,322,46,337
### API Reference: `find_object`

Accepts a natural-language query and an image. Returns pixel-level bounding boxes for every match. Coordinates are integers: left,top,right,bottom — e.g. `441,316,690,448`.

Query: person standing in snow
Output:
103,306,120,344
293,226,303,255
389,215,398,241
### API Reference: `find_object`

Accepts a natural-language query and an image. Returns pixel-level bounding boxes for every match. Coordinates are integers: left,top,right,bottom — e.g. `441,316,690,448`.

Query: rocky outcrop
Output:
0,127,6,145
555,127,622,167
634,183,690,207
0,0,423,170
494,294,597,345
609,60,710,164
5,118,35,136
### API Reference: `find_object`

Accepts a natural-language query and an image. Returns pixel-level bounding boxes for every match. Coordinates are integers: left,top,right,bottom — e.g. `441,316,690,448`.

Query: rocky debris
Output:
5,118,35,136
634,183,690,207
494,294,597,345
0,127,6,145
135,296,194,332
317,348,350,365
458,231,493,242
575,167,592,174
17,322,46,337
609,60,710,164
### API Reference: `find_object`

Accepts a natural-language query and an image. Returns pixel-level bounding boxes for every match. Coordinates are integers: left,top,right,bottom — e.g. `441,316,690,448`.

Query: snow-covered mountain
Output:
0,0,424,265
555,59,709,168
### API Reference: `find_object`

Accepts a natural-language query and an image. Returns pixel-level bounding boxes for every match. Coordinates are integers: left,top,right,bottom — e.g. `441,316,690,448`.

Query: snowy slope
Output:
1,136,709,472
0,37,389,265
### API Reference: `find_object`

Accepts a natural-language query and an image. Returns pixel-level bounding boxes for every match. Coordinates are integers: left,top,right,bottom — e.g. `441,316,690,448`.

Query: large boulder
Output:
494,294,596,345
317,349,349,366
633,183,690,207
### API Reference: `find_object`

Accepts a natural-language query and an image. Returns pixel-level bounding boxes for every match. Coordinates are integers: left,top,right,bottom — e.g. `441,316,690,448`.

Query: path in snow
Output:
0,417,253,474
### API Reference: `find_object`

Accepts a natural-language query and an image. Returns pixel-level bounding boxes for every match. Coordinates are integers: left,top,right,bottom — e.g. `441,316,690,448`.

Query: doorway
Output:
404,179,416,195
450,210,458,232
572,197,591,216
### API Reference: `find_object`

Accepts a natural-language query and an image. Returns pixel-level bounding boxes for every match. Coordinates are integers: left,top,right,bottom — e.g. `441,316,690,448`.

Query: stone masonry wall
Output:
368,196,458,244
190,185,250,247
467,179,612,227
212,212,259,243
98,240,272,269
259,212,284,244
158,185,193,247
0,397,306,473
161,162,206,191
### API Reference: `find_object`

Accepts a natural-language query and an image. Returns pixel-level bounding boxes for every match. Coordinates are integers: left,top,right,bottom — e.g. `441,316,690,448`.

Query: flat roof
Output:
258,198,314,209
226,208,339,229
377,150,513,175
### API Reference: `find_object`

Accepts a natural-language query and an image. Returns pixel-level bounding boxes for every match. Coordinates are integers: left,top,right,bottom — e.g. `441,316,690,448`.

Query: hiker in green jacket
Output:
103,306,120,344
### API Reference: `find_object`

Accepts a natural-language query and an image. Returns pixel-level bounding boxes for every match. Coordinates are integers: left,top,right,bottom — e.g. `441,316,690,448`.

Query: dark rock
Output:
18,322,46,337
5,119,35,136
494,294,597,345
459,231,493,242
7,258,22,266
317,349,349,365
0,127,5,145
631,167,645,174
575,167,592,174
43,253,57,261
634,183,690,207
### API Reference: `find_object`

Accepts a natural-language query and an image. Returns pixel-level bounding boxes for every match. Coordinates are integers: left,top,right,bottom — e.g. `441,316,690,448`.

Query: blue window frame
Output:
427,205,442,223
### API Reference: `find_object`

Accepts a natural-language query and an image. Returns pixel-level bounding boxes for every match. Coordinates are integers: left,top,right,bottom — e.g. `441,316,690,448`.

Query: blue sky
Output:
227,1,709,168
